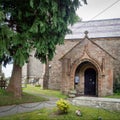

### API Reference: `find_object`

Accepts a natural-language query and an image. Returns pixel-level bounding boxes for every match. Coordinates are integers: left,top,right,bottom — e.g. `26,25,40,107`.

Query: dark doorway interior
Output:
84,68,96,96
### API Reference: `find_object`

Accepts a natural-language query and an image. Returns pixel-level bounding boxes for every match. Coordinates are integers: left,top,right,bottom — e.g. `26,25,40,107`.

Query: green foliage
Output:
0,1,35,66
0,89,7,95
0,10,5,22
35,84,41,87
114,74,120,93
56,99,70,114
0,0,87,65
0,10,14,66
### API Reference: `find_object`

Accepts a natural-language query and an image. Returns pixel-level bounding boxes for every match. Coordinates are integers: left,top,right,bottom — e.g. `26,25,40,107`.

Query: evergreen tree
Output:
0,0,87,98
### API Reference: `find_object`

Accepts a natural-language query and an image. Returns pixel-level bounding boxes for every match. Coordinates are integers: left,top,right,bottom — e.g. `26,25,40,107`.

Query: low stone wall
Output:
72,97,120,111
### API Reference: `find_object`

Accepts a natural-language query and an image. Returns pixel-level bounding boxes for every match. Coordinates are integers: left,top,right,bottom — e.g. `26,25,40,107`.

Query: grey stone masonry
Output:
72,97,120,111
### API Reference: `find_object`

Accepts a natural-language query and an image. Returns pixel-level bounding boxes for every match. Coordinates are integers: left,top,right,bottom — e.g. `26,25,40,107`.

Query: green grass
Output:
0,85,120,119
0,89,47,106
105,93,120,99
23,84,67,99
0,105,120,120
0,85,67,106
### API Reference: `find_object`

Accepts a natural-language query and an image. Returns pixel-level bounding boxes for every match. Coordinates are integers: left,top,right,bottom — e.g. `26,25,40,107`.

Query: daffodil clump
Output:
56,99,70,114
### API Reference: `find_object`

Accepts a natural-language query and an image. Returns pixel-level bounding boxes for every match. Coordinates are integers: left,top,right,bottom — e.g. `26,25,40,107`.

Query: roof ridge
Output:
77,18,120,23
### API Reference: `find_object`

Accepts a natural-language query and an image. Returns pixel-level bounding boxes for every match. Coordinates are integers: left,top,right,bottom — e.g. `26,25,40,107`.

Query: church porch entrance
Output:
74,61,98,97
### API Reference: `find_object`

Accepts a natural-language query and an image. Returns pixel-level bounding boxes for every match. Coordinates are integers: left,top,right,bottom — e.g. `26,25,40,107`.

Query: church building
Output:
22,18,120,97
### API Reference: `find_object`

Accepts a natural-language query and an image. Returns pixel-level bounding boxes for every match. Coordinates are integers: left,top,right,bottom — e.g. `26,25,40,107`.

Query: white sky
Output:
2,64,13,78
76,0,120,21
2,0,120,78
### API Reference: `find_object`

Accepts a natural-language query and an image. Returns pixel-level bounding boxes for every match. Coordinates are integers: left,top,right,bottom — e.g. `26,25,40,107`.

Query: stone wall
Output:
61,37,114,96
48,37,120,94
23,37,120,94
49,40,79,90
94,37,120,79
22,51,45,85
72,97,120,111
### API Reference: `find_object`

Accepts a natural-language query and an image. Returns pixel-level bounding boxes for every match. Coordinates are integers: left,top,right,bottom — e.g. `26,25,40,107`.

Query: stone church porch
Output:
60,32,114,97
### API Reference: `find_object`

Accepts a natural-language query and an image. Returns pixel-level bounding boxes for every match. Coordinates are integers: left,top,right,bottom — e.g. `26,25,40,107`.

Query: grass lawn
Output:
0,85,120,119
105,93,120,99
0,105,120,120
0,85,67,106
23,84,67,99
0,89,47,106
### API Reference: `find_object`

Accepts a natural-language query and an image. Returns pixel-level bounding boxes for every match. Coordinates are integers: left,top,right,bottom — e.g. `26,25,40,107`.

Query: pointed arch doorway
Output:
84,68,96,96
74,61,98,96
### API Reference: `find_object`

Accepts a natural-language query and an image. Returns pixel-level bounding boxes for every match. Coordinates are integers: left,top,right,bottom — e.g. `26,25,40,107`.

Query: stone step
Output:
68,94,76,98
68,90,77,98
69,90,77,94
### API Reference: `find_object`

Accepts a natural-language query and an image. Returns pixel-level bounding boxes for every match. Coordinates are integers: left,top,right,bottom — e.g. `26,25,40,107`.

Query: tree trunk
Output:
0,64,2,74
6,63,22,99
43,55,49,89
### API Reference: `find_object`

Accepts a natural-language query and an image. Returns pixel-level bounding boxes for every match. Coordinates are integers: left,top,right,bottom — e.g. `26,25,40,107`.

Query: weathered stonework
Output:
72,97,120,111
22,51,45,86
22,18,120,97
60,36,114,96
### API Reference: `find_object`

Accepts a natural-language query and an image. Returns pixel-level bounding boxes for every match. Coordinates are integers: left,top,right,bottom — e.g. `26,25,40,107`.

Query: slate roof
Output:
65,18,120,39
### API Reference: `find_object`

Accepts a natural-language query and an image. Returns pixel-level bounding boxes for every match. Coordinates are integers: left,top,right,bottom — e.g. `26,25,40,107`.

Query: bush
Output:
0,89,8,95
114,74,120,93
35,84,41,87
56,99,69,114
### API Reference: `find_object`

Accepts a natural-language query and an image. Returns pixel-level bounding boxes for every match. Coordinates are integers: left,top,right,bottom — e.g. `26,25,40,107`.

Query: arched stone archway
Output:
60,36,114,97
70,58,102,96
72,61,99,96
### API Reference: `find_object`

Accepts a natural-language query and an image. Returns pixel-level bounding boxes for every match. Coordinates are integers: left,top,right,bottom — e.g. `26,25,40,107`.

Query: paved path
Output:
0,100,57,117
0,94,60,117
0,96,120,117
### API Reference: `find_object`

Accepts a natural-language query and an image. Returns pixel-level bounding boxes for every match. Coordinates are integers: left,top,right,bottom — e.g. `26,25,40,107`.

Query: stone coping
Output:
74,97,120,102
72,97,120,111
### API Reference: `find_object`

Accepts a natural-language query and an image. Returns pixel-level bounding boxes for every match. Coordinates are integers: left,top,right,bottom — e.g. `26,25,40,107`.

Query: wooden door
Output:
84,68,96,96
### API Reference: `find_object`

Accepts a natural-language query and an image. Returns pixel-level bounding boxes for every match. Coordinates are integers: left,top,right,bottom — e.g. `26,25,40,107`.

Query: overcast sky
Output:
76,0,120,21
2,0,120,77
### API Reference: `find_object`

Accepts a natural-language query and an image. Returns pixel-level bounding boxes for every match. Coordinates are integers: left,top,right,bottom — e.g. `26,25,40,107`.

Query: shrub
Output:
35,84,41,87
56,99,70,114
0,89,8,95
114,74,120,93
